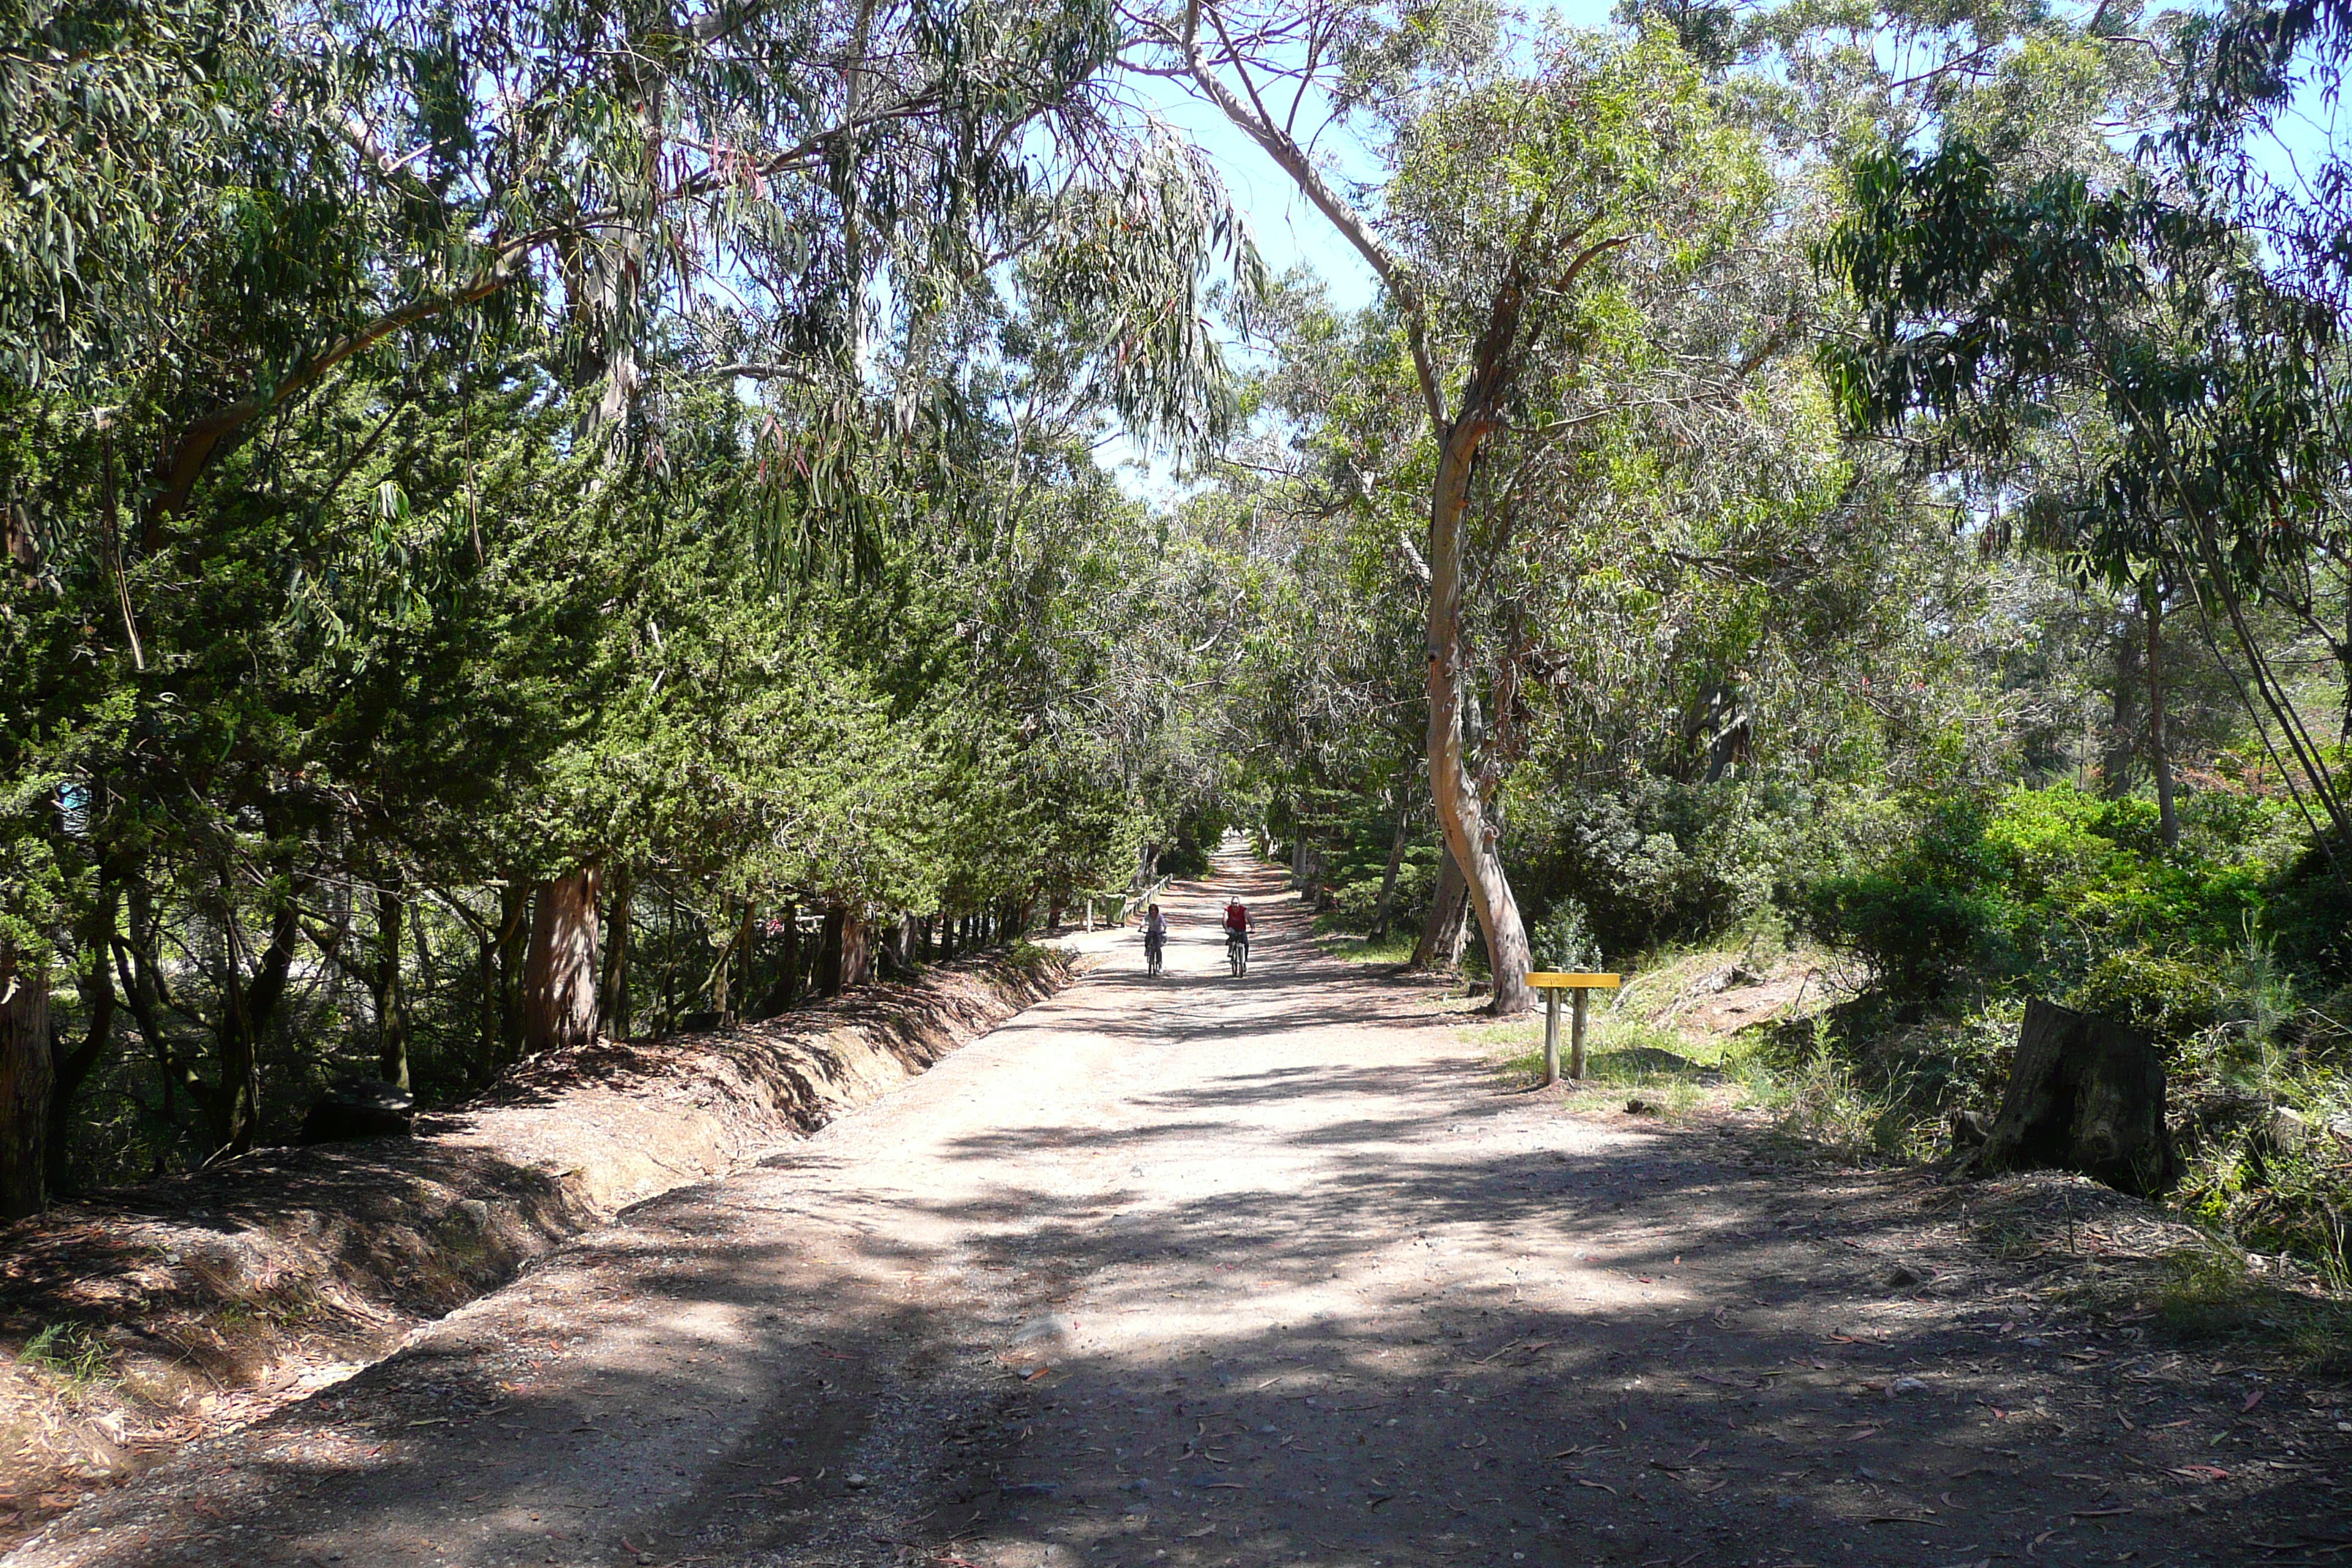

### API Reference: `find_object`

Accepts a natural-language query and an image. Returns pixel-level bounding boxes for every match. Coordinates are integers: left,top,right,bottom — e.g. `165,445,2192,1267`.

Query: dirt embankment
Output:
0,946,1076,1538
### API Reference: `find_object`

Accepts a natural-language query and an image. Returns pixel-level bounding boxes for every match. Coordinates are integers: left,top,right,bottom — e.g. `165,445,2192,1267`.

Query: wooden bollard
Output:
1529,973,1622,1086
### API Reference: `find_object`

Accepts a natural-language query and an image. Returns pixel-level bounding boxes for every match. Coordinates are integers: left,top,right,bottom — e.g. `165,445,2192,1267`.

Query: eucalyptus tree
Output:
1132,4,1782,1009
1817,1,2352,889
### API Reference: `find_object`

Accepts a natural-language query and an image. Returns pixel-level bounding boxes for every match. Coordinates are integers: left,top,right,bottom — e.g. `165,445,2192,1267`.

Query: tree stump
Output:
1974,998,2178,1196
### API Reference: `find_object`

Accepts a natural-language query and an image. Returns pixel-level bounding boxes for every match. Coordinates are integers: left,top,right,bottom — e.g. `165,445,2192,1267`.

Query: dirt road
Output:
10,853,2348,1568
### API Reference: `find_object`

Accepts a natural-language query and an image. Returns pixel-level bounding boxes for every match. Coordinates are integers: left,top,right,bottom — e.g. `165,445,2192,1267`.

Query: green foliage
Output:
1800,783,2315,1005
2067,949,2235,1046
1526,897,1600,972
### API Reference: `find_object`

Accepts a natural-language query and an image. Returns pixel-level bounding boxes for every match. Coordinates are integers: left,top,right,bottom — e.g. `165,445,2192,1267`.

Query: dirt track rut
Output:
9,851,2350,1568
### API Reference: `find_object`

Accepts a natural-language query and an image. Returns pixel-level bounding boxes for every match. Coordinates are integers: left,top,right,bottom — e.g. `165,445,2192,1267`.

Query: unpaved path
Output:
10,853,2349,1568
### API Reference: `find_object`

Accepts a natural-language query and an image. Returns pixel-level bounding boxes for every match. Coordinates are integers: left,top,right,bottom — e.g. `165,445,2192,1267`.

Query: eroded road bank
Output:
10,854,2348,1568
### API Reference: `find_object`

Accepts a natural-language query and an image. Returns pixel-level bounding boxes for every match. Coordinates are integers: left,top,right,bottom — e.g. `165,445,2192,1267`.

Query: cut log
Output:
1975,998,2179,1196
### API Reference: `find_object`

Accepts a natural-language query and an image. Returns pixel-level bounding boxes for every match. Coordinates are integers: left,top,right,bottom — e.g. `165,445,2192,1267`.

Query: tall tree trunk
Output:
756,901,799,1018
215,893,299,1156
2146,576,2180,851
599,864,633,1041
840,908,872,989
1428,421,1533,1012
493,880,532,1067
522,864,601,1056
818,908,847,998
373,886,410,1090
1179,23,1549,1004
720,899,755,1023
48,866,121,1196
1409,841,1472,972
116,878,199,1144
2103,611,2144,798
1368,797,1411,941
0,941,53,1218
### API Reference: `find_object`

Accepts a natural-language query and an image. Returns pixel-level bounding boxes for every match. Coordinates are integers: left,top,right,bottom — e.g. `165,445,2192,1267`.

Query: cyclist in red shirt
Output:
1221,898,1251,964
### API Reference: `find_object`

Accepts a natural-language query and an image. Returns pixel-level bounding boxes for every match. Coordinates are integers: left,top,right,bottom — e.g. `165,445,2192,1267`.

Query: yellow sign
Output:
1525,972,1621,988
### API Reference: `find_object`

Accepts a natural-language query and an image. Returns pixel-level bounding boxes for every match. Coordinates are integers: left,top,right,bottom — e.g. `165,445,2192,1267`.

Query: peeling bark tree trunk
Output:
1428,416,1531,1013
1409,842,1472,972
522,864,602,1056
1974,998,2179,1196
0,941,53,1218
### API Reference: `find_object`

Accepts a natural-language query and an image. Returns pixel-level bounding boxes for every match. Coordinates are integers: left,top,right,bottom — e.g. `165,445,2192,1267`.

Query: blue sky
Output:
1098,0,1624,493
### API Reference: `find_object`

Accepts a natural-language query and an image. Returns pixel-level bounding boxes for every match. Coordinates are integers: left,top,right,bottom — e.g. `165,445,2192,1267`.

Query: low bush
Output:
1506,778,1851,960
1799,783,2322,1006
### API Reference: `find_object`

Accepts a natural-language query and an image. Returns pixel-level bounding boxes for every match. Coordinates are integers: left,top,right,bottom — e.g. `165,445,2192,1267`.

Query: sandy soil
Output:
7,851,2349,1568
0,952,1069,1536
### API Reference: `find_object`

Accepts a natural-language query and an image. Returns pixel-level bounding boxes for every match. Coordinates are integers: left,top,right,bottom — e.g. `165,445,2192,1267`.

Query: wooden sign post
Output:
1527,972,1622,1085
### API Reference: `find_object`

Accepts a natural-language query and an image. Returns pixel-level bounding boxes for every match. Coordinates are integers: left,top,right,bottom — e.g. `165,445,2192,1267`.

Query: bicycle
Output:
1226,930,1248,976
1145,928,1165,977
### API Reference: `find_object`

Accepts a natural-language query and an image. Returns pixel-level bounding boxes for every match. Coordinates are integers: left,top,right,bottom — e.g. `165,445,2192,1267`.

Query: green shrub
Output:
1799,783,2321,1003
2066,947,2234,1046
1506,778,1836,959
1527,897,1600,970
1799,873,2015,996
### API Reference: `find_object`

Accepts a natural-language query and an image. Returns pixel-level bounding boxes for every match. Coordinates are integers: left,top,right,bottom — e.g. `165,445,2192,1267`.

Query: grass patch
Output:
2054,1237,2352,1372
1317,927,1419,965
1743,1033,1923,1158
1476,1007,1737,1119
17,1323,110,1391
